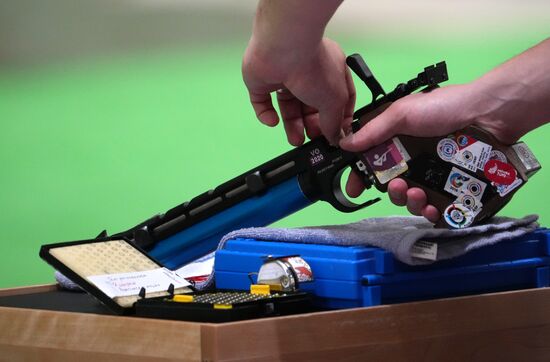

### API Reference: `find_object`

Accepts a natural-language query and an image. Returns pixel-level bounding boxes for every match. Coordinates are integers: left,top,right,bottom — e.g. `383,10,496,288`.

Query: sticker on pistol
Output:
444,202,474,229
455,194,482,216
444,167,486,200
437,138,458,162
450,134,492,172
363,137,410,184
493,177,523,197
484,159,517,186
484,158,522,196
489,150,507,163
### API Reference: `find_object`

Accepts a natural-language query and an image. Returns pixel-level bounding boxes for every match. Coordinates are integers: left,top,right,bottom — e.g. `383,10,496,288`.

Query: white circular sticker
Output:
489,150,507,163
437,138,459,162
462,150,474,163
460,194,476,209
444,203,474,229
467,182,482,197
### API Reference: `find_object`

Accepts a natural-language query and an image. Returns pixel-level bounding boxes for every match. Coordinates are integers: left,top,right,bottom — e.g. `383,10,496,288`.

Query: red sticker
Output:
185,275,210,283
484,159,516,185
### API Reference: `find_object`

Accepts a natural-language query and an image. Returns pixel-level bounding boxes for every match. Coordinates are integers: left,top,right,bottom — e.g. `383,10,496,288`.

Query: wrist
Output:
250,0,341,69
248,32,322,68
467,77,528,144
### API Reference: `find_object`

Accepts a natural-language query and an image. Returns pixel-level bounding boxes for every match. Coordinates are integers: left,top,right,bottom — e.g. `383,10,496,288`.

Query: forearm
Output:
251,0,343,63
472,38,550,143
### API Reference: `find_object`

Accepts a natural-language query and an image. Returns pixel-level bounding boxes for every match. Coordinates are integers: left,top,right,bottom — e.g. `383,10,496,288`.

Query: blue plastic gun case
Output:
214,228,550,309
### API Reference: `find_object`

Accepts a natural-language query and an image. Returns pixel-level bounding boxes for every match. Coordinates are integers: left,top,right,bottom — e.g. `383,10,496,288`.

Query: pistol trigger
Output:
346,54,386,102
323,168,381,213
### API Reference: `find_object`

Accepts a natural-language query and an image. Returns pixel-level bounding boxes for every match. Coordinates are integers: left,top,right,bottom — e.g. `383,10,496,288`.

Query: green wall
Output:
1,32,548,288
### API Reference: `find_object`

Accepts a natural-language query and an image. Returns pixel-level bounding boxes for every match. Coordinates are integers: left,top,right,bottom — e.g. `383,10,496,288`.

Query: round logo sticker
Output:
489,150,507,163
449,172,470,188
437,138,458,162
467,182,482,197
462,150,474,163
457,135,470,147
483,159,517,186
444,203,474,229
460,195,476,210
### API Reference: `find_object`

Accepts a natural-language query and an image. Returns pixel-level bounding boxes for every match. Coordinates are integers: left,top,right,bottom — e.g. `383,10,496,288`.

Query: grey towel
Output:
56,215,539,291
55,270,83,291
197,214,539,290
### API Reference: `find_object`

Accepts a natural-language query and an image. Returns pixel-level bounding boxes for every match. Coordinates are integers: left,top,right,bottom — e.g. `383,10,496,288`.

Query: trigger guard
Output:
326,168,380,213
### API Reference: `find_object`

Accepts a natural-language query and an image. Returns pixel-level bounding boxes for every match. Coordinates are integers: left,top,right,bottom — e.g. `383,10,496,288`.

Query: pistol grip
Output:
358,126,539,228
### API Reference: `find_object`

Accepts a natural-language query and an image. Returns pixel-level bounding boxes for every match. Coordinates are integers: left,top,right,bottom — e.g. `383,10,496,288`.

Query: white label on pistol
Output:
444,167,486,201
493,177,523,197
451,134,492,172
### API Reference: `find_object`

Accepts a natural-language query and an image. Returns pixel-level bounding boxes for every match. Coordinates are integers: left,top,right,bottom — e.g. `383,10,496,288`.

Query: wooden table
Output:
1,284,550,361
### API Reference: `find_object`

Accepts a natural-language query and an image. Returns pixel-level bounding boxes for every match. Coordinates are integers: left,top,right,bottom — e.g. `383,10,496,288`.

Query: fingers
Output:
388,179,440,223
312,79,355,145
345,170,365,198
422,205,440,223
339,103,404,152
251,88,322,146
388,178,408,206
316,73,350,145
343,66,356,135
248,91,279,127
301,104,322,140
406,188,427,216
318,104,345,146
277,90,305,146
408,188,441,222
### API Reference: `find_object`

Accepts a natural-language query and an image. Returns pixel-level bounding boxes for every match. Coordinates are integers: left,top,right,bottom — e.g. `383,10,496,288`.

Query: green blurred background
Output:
1,0,549,288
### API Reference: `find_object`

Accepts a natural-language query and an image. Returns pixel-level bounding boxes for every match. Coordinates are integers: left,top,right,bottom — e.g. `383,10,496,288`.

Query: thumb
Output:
339,103,405,152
